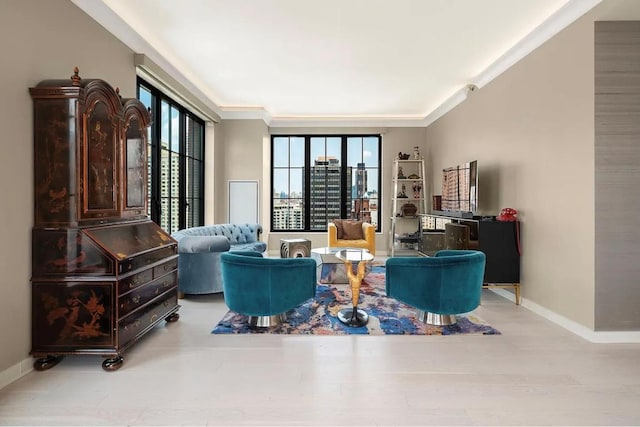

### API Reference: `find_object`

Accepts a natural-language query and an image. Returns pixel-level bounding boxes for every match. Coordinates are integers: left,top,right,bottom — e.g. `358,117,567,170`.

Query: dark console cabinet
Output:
30,68,180,371
420,215,521,304
478,220,521,283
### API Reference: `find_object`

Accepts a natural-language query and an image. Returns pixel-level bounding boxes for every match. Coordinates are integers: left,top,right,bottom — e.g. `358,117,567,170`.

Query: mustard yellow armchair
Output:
328,220,376,254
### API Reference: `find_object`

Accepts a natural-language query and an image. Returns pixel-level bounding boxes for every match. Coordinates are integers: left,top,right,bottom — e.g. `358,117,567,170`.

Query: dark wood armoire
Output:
30,68,179,371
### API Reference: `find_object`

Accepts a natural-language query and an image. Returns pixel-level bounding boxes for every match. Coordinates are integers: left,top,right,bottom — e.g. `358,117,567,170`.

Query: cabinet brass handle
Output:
123,319,141,331
129,277,142,288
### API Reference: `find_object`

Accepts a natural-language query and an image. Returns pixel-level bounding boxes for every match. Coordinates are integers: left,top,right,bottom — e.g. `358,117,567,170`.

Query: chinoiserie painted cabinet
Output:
30,68,179,371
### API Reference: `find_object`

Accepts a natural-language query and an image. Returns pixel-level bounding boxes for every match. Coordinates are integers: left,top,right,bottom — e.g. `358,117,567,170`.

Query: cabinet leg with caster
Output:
165,312,180,322
33,355,64,371
102,355,124,371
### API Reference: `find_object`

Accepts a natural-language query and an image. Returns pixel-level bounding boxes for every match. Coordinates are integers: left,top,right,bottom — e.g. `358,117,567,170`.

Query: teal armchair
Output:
220,251,317,327
385,250,486,325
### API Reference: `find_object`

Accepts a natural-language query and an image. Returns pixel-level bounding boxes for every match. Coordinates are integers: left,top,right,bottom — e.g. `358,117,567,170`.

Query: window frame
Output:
270,134,382,233
137,77,205,233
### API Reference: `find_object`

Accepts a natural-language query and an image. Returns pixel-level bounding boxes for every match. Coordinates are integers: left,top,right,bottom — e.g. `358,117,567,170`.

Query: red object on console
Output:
497,208,518,222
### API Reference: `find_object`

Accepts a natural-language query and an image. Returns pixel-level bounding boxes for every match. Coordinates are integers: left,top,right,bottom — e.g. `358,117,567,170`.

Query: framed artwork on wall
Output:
228,180,259,224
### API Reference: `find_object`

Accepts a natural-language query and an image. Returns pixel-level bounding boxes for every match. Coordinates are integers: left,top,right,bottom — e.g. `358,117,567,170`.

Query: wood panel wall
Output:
594,21,640,330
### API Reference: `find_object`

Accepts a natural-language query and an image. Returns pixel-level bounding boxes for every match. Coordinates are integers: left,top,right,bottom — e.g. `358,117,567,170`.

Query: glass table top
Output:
334,248,374,262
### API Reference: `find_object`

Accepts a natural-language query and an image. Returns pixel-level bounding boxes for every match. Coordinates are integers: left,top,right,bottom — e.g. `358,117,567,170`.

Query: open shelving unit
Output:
389,158,427,256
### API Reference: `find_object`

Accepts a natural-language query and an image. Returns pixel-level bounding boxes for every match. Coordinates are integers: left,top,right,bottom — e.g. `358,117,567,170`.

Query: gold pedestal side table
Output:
335,248,375,327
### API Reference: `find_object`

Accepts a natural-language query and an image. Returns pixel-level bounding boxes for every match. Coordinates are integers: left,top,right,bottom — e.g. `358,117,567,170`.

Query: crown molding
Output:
218,106,272,122
72,0,602,127
422,87,470,127
135,55,220,123
268,115,429,128
71,0,224,121
220,0,602,127
472,0,602,89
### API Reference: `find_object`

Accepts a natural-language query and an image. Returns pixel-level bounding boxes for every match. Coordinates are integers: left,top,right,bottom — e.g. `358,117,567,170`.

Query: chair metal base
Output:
248,313,287,328
417,310,457,326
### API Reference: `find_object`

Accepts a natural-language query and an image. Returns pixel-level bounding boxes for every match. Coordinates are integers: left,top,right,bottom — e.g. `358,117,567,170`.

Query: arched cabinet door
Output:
121,99,151,220
30,70,123,225
80,83,121,221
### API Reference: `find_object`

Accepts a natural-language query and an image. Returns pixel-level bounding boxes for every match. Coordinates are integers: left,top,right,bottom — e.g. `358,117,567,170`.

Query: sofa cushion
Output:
342,220,364,240
230,241,267,253
178,236,230,253
333,219,344,239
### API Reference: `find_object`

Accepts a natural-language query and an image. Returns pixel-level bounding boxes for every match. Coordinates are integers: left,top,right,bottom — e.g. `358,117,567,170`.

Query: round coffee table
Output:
334,248,375,327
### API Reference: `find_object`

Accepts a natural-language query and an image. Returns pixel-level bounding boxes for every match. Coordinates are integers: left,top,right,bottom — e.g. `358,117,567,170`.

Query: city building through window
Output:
137,78,205,234
271,135,381,232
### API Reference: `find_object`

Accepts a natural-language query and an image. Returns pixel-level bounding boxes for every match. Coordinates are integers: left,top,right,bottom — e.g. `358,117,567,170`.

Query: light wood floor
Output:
1,283,640,425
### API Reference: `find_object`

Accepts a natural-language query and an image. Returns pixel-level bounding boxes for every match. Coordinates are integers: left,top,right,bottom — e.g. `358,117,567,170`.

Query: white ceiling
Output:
73,0,602,125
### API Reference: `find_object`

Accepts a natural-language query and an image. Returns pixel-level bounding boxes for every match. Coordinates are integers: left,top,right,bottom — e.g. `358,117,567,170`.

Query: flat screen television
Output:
440,160,478,216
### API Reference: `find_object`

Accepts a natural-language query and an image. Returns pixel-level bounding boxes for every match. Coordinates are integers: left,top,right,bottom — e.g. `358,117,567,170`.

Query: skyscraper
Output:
309,156,351,230
272,201,303,229
355,162,367,197
351,162,371,222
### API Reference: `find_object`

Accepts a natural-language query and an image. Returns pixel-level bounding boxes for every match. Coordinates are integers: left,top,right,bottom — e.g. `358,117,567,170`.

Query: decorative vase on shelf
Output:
412,181,422,199
413,146,420,159
401,203,417,217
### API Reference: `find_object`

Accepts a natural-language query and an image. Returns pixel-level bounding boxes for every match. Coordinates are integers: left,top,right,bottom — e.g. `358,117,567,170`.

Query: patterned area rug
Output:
211,266,500,336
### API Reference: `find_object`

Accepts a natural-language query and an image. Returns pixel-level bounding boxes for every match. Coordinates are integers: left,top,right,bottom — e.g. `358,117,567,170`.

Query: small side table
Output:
335,248,374,327
279,238,311,258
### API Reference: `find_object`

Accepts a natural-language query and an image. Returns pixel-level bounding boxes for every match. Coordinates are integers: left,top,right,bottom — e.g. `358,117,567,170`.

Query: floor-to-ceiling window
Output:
271,135,381,232
137,78,204,233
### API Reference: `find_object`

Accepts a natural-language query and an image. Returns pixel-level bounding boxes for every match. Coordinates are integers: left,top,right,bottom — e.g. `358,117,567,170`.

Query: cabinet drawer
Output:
118,269,153,294
118,271,177,318
118,245,177,274
118,292,178,347
153,257,178,279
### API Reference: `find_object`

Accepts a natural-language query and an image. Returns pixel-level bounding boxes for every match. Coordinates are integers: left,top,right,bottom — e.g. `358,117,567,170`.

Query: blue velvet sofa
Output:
171,223,267,295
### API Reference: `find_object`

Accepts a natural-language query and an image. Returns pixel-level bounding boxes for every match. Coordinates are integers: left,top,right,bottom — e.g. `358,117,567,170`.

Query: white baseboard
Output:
489,287,518,304
0,357,33,390
489,289,640,343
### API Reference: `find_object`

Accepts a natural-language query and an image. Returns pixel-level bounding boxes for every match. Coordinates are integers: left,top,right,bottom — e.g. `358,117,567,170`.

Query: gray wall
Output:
427,7,597,328
427,2,640,331
0,0,136,376
213,119,270,225
594,21,640,331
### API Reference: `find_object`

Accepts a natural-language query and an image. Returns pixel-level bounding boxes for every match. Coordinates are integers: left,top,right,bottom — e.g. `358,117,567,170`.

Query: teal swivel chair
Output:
220,251,317,327
385,250,486,325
